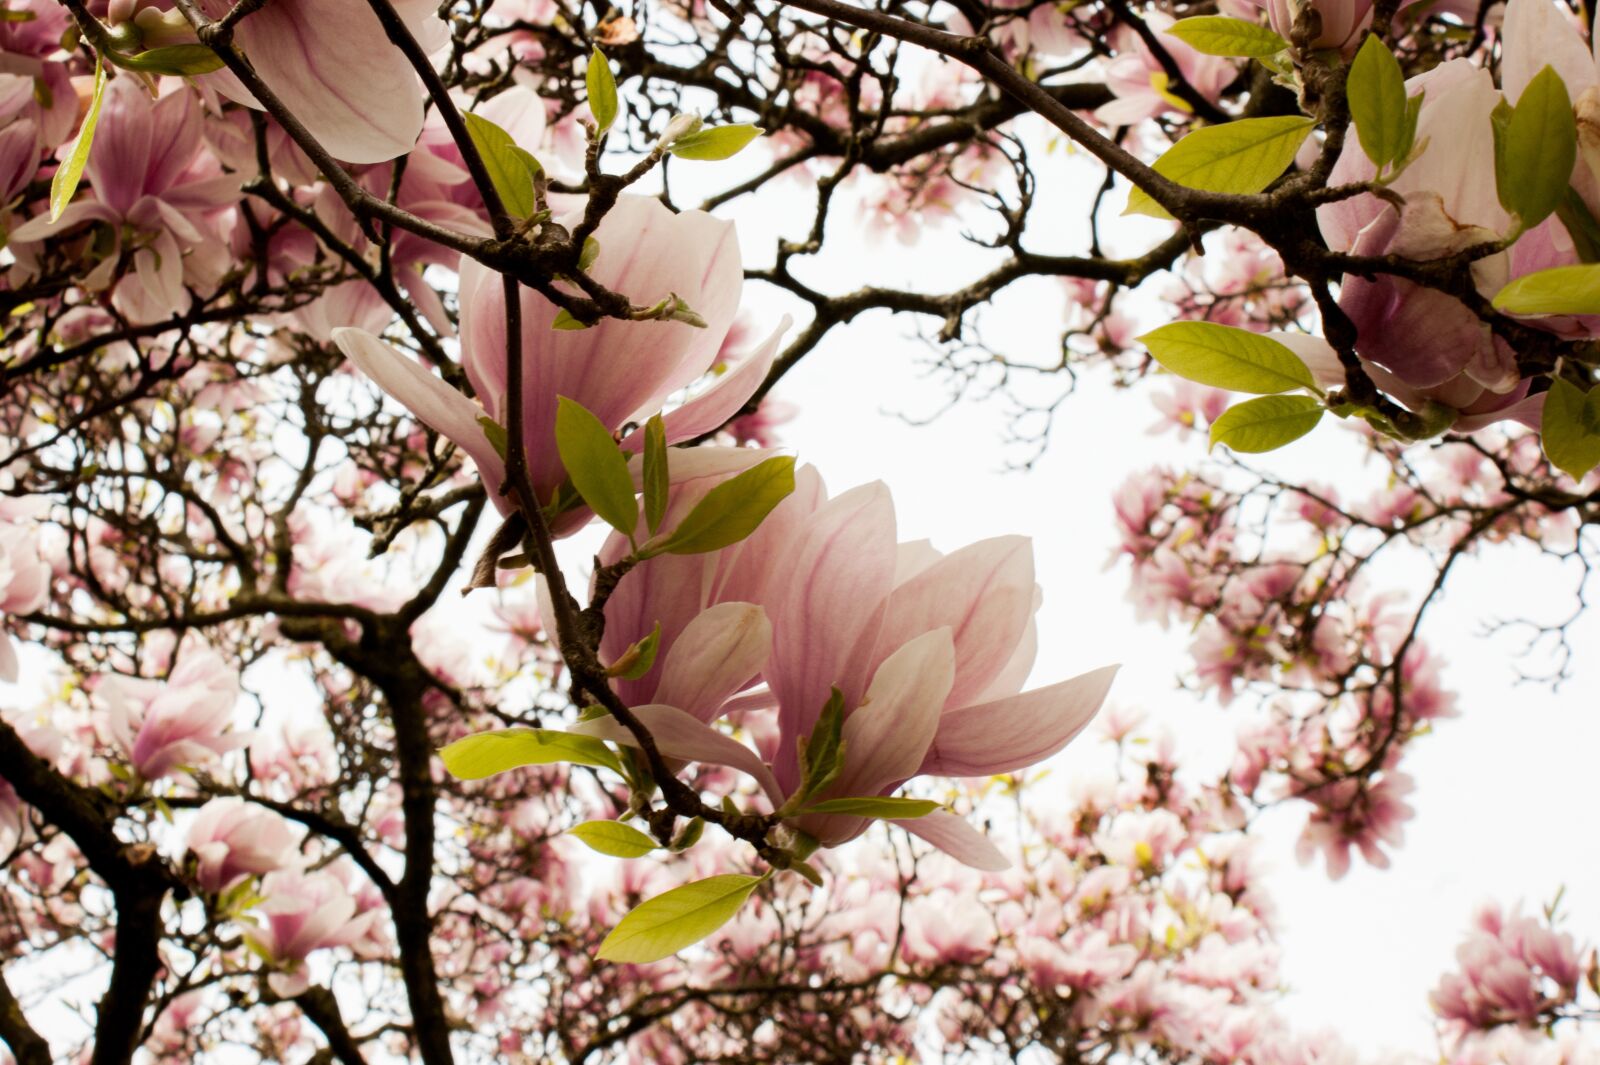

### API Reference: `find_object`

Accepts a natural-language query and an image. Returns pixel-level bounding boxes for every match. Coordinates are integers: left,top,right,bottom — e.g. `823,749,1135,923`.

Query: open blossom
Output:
333,196,784,522
1095,17,1235,126
582,460,1118,869
185,798,299,894
11,78,239,324
244,869,381,997
1431,903,1587,1036
99,649,245,781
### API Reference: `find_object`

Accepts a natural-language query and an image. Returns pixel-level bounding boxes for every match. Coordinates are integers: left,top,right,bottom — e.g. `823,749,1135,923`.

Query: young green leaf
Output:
50,52,106,222
552,309,590,330
112,43,225,75
554,396,638,538
587,48,619,133
1166,16,1289,57
597,874,765,963
667,124,765,161
642,414,669,535
461,110,541,220
1208,394,1324,453
791,688,846,809
642,455,796,557
605,622,661,680
1498,65,1577,230
1540,377,1600,479
1126,116,1315,219
1491,264,1600,315
804,796,944,819
1140,321,1316,393
440,728,622,779
570,820,658,858
1556,187,1600,263
477,416,509,461
1347,35,1408,170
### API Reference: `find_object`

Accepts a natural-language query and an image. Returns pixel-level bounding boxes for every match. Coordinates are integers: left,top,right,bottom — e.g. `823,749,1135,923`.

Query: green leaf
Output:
1498,65,1577,231
461,110,541,220
1491,264,1600,315
579,236,601,272
439,728,622,779
642,455,795,557
1398,89,1424,167
50,52,106,223
668,124,765,160
804,796,943,819
597,874,764,963
642,414,669,535
1556,188,1600,263
791,688,846,809
555,396,638,537
1540,377,1600,479
1347,35,1408,170
587,48,619,133
111,43,225,75
570,820,658,858
1208,394,1324,452
1139,321,1316,393
1166,16,1288,57
1126,116,1315,219
605,621,661,680
552,309,590,330
477,416,509,461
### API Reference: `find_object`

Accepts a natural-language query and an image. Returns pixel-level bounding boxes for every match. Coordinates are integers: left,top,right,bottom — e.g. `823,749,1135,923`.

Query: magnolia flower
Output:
1094,17,1235,127
582,465,1117,870
185,798,299,894
244,869,380,997
334,195,784,520
100,649,245,781
11,79,239,324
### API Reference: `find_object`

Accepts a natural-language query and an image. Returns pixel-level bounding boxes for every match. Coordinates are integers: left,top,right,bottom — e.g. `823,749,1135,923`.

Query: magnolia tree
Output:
0,0,1598,1061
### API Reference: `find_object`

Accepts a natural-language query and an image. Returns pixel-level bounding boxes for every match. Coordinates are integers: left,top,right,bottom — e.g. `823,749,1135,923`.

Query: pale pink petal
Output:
331,328,508,506
920,664,1119,777
572,704,784,806
654,318,788,444
874,535,1036,709
833,627,955,796
653,602,772,722
765,482,897,792
893,810,1010,871
1501,0,1597,104
220,0,435,163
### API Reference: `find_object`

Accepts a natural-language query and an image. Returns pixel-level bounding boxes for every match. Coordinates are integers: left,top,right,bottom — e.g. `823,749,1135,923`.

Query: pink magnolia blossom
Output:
185,797,299,894
0,517,49,683
333,196,784,520
582,464,1118,870
11,79,239,324
1095,18,1235,127
244,869,380,997
100,649,245,781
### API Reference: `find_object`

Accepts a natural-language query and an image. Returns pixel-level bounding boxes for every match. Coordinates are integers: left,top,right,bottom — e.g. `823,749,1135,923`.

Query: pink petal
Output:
892,810,1009,871
331,328,508,507
572,704,784,806
224,0,434,163
920,664,1119,777
654,318,789,444
1501,0,1597,104
653,602,772,722
874,535,1036,709
833,627,955,797
765,482,897,792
